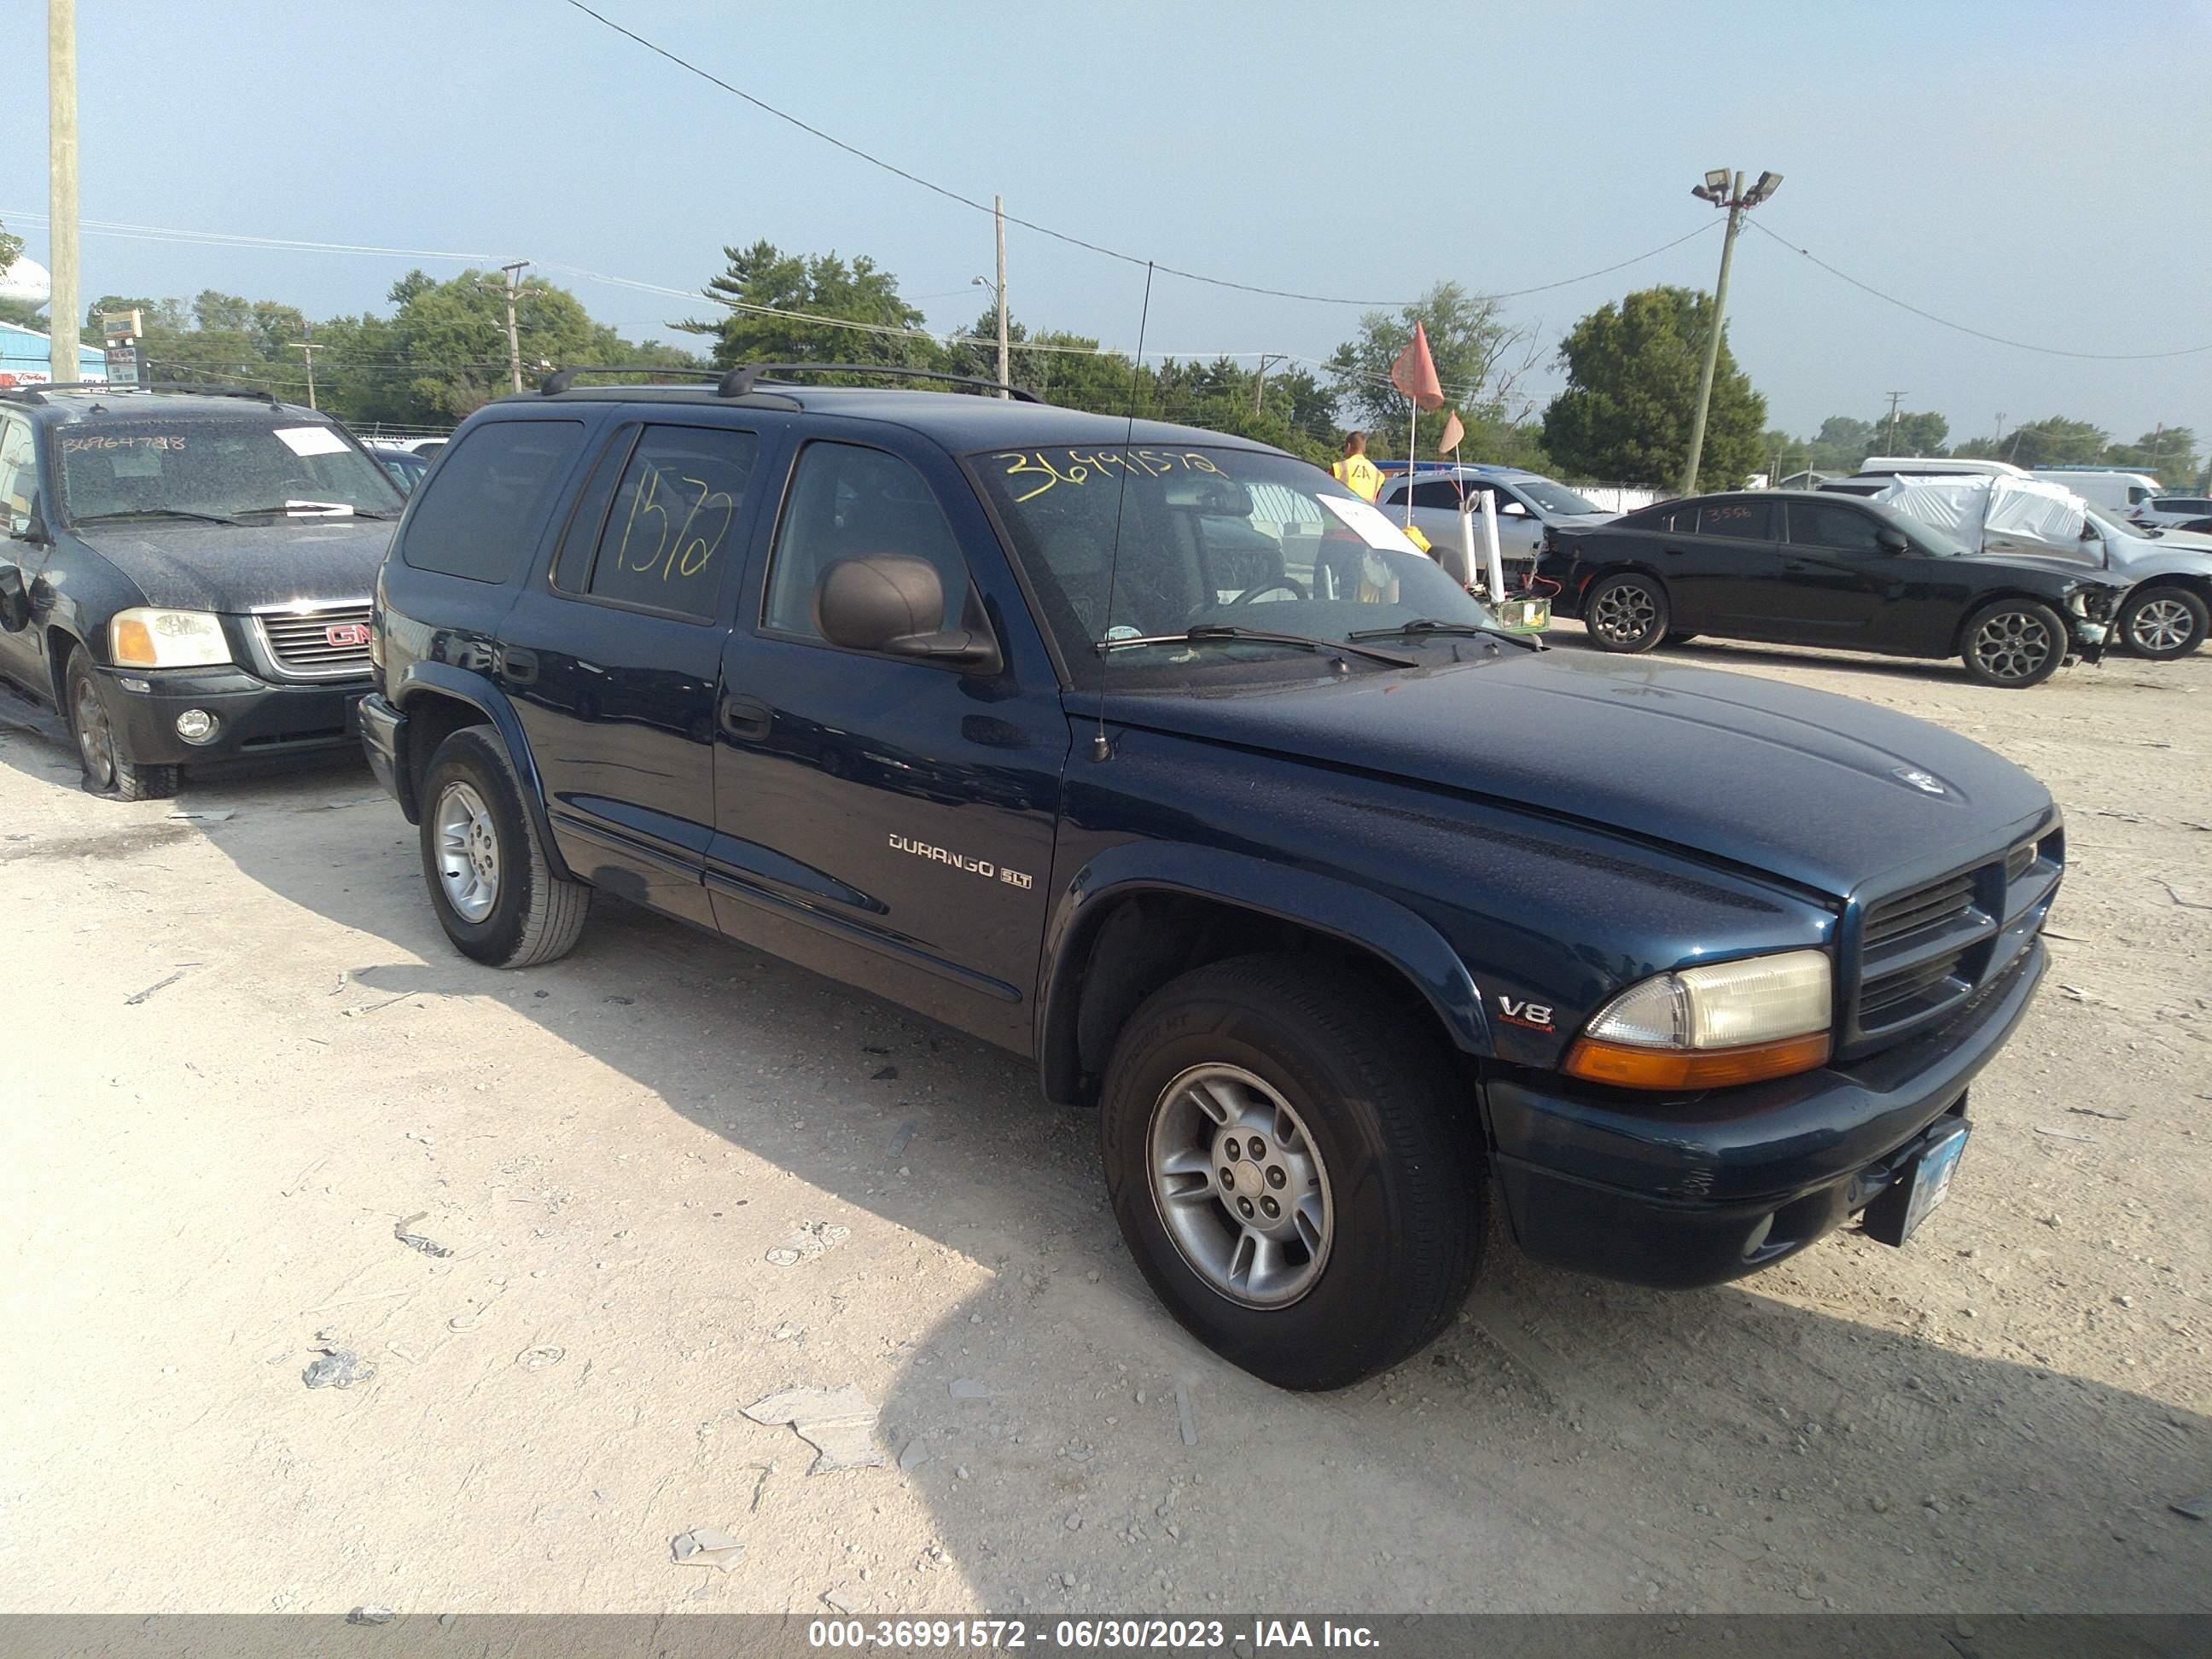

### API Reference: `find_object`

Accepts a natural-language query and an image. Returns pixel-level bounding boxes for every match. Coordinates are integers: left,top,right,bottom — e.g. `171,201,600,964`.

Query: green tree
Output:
2103,426,2198,486
1988,416,2107,469
1326,282,1513,455
684,240,937,375
1874,410,1948,457
0,218,20,278
1540,286,1767,489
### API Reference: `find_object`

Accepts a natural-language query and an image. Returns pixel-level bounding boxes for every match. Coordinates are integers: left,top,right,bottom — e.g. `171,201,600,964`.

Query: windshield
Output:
971,444,1498,688
2084,506,2142,542
58,417,403,523
1513,479,1599,515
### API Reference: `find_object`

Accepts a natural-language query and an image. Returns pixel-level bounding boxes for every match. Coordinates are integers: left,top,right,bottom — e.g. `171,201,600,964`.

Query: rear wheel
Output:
64,650,177,801
1098,955,1484,1391
418,725,590,967
1584,573,1669,653
1959,598,2066,689
2119,585,2207,660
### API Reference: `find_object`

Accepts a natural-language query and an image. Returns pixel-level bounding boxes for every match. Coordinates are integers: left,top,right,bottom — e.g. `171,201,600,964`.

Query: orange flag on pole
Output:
1437,408,1465,454
1390,322,1446,411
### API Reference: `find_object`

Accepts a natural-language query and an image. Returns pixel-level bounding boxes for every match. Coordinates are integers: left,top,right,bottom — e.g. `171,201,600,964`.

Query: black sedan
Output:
1537,491,2130,689
0,385,405,799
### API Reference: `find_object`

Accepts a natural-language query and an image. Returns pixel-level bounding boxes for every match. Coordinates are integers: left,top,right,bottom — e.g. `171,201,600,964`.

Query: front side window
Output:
1786,502,1887,555
0,415,36,528
971,442,1497,690
1408,479,1465,510
575,425,758,620
764,442,969,639
401,419,585,584
1697,500,1773,540
57,417,403,524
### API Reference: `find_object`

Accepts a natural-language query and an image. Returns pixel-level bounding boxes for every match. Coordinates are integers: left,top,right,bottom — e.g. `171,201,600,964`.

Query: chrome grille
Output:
256,604,372,680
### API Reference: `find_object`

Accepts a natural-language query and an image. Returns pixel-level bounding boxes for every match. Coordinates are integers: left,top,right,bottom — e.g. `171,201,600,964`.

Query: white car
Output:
1375,466,1617,580
2130,493,2212,529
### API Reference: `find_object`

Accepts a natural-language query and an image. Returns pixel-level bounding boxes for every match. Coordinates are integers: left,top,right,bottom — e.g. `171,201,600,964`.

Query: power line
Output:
1747,218,2212,361
556,0,1715,310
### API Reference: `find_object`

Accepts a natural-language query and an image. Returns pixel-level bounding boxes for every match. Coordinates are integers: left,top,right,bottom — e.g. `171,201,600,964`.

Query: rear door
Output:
707,428,1068,1052
497,416,783,928
1656,498,1783,633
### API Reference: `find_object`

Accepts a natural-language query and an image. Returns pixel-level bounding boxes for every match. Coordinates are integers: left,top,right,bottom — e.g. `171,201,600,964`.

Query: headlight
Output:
1563,948,1832,1090
110,608,231,668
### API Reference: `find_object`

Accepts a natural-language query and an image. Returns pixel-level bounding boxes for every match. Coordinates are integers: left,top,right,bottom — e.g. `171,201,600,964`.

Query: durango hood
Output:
1114,649,2052,898
75,519,394,612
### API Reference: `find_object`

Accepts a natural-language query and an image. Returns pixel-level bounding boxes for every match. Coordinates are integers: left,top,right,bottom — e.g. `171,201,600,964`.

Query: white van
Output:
2030,469,2162,516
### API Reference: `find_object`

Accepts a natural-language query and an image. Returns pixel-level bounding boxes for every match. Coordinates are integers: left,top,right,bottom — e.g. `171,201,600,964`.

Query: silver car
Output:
1374,466,1617,582
2128,494,2212,530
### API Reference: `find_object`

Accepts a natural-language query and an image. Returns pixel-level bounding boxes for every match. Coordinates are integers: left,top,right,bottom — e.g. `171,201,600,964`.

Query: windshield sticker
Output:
1318,494,1423,554
273,425,350,458
993,448,1223,504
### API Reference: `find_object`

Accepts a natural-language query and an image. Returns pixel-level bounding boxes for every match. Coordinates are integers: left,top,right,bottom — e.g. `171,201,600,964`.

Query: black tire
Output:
2118,585,2208,661
1098,954,1484,1392
1583,572,1669,653
63,649,178,801
1959,597,2067,689
417,724,590,967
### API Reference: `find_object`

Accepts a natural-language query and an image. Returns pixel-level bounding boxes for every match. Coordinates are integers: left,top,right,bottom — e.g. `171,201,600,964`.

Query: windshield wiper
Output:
74,507,238,526
1097,624,1417,668
1347,616,1543,651
231,504,388,519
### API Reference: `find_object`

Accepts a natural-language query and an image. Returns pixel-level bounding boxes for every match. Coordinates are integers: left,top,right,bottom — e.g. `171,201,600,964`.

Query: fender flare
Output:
391,660,573,883
1035,841,1493,1103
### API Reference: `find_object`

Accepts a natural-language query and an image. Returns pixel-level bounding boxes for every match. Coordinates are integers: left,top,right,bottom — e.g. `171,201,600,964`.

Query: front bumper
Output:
96,663,368,766
1487,936,2046,1287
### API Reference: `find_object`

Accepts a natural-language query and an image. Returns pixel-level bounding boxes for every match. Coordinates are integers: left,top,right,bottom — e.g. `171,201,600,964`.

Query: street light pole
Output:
1679,167,1780,498
993,195,1009,399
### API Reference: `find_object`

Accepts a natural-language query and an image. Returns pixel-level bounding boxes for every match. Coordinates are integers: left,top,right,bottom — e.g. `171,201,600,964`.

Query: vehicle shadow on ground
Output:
10,731,2207,1615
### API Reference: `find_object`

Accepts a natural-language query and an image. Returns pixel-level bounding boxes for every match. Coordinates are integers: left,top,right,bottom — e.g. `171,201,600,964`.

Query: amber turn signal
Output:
110,618,156,667
1563,1030,1832,1091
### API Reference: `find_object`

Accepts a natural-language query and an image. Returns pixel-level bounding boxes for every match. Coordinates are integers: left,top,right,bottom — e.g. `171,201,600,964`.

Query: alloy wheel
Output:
433,781,501,923
1591,581,1657,645
1970,609,2054,683
2129,597,2196,655
1146,1063,1334,1308
72,673,116,791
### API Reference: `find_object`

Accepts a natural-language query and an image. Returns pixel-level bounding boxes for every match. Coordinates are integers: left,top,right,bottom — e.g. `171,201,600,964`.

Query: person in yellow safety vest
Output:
1330,431,1384,501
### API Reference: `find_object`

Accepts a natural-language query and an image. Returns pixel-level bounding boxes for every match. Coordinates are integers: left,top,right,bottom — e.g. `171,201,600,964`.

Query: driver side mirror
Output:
1875,527,1911,554
2080,521,2101,541
1497,500,1529,517
0,564,29,632
9,509,50,547
815,555,1002,674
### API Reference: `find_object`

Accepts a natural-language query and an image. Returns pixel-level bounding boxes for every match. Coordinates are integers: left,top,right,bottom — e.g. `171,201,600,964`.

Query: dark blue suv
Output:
360,367,2060,1390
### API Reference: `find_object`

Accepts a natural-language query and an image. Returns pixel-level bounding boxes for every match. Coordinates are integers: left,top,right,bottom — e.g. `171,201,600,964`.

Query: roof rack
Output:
717,363,1041,402
0,381,288,409
536,362,1041,404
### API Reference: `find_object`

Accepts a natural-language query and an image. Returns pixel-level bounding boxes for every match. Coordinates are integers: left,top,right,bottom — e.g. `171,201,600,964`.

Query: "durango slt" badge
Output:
888,833,1033,890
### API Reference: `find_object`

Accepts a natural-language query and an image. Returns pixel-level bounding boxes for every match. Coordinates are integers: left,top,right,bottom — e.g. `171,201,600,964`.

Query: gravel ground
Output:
1,631,2207,1617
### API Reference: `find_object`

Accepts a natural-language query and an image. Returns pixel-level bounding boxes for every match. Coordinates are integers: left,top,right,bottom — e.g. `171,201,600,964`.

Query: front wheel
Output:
1584,573,1669,653
417,725,591,967
1098,956,1484,1392
1959,598,2067,689
64,650,178,800
2119,585,2208,660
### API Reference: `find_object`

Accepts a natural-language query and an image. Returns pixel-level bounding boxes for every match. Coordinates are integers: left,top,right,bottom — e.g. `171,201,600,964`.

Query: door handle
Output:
719,694,772,741
1662,546,1685,556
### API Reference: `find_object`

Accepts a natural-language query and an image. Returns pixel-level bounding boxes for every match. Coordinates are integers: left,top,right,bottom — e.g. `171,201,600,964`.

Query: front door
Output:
1769,498,1898,643
499,417,776,928
707,434,1068,1052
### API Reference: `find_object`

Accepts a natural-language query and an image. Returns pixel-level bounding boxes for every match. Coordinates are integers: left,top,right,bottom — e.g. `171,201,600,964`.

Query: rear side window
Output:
574,425,759,620
400,419,584,584
1697,500,1773,540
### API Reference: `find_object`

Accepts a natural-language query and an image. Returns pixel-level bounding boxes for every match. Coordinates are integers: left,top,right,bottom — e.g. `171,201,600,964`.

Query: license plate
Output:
1897,1122,1969,1243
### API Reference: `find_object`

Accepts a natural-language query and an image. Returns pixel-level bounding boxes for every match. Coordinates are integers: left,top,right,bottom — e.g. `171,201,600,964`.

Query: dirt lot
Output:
2,632,2208,1618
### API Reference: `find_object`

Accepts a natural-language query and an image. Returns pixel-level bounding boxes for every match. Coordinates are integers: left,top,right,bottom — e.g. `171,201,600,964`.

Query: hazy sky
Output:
4,0,2208,446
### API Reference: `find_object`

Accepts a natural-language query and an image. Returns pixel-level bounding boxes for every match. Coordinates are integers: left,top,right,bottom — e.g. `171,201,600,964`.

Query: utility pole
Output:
1993,412,2005,457
289,327,320,410
1680,168,1781,497
993,195,1009,399
1253,352,1285,416
1883,390,1906,453
47,0,78,388
478,261,530,394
